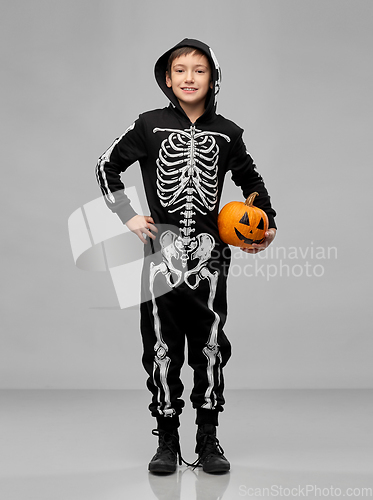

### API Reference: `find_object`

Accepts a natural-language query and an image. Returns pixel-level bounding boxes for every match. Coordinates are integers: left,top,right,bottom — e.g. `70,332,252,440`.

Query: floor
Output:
0,389,372,500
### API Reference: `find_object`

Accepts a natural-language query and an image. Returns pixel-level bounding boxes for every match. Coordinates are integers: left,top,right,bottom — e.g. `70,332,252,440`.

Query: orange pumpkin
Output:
218,192,268,248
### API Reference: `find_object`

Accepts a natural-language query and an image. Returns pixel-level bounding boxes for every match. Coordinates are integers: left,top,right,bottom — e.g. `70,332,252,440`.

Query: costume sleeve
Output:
95,116,147,224
228,132,277,229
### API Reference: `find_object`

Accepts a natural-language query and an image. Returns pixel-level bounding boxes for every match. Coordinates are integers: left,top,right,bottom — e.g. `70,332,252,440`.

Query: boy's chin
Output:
176,96,208,109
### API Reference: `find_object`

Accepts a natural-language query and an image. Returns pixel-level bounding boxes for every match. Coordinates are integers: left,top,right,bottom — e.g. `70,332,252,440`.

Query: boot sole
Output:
203,463,230,474
203,467,230,474
148,463,177,474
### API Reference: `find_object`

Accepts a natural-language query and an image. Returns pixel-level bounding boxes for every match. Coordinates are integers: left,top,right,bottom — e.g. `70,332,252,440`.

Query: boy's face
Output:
166,52,213,111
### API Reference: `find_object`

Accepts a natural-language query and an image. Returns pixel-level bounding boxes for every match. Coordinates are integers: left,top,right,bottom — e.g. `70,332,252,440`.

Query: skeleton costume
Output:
96,39,276,429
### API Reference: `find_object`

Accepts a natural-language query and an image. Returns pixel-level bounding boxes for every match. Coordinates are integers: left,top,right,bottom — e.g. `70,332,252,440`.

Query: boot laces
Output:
152,429,187,466
185,430,225,469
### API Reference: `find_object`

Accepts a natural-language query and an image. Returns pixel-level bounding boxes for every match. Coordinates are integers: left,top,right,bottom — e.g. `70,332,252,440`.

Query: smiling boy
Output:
96,39,276,474
165,51,213,124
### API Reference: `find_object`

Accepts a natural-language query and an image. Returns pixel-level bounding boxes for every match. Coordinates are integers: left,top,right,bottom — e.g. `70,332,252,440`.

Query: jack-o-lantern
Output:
218,192,268,248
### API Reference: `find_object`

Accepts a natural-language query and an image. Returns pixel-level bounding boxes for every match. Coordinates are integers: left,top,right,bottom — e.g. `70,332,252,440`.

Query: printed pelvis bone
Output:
153,126,230,267
150,230,215,290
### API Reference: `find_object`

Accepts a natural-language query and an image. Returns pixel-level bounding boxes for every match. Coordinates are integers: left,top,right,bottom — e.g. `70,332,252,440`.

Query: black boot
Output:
194,424,230,473
148,428,182,474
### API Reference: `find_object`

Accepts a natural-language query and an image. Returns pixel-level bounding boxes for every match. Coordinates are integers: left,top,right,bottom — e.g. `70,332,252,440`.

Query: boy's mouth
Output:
181,87,197,92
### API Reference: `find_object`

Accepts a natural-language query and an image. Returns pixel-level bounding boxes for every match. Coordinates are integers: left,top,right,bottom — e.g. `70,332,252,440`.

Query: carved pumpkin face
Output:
217,192,268,248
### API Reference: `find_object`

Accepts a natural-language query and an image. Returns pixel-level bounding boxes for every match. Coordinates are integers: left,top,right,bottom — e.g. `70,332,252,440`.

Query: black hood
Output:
154,38,221,121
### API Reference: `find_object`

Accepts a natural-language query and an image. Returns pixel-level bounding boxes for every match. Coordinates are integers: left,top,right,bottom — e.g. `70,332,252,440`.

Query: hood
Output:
154,38,221,121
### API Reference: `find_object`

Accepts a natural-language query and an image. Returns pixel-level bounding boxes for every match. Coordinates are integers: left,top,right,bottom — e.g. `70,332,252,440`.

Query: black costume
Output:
96,39,276,428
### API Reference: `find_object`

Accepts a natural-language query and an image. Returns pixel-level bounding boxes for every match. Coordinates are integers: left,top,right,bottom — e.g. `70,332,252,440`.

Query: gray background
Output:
1,0,372,390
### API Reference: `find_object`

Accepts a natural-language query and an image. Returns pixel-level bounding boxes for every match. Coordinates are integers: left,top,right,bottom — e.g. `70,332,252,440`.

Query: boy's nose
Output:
185,72,194,82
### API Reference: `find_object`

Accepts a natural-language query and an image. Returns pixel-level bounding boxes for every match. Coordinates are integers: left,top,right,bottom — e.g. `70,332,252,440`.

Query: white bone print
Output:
153,125,230,267
148,126,231,414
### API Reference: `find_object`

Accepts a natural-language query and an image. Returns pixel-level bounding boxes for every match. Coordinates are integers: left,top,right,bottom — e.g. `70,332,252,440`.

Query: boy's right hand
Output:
125,215,158,244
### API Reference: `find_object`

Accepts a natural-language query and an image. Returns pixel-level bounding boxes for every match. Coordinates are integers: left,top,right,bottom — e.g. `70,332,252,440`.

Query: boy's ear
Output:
165,72,172,88
210,81,213,89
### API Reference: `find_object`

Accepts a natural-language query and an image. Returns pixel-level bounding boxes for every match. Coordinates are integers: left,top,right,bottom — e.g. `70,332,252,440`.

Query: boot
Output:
194,424,230,473
148,428,182,474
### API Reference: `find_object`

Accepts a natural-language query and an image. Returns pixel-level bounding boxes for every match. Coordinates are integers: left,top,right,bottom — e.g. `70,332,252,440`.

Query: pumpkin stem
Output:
245,192,259,207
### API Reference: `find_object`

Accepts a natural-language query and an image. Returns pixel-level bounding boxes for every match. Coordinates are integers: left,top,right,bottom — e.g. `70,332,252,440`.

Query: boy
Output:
96,38,277,474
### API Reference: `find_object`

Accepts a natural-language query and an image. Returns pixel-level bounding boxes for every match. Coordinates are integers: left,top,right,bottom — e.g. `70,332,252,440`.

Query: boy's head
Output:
165,48,213,113
154,38,221,117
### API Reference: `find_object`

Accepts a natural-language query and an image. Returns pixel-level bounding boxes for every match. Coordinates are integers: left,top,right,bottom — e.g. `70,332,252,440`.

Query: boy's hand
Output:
240,228,277,254
125,215,158,244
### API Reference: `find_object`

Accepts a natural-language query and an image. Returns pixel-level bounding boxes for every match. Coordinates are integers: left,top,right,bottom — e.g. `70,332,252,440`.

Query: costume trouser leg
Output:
140,288,186,420
185,277,231,426
140,270,231,425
